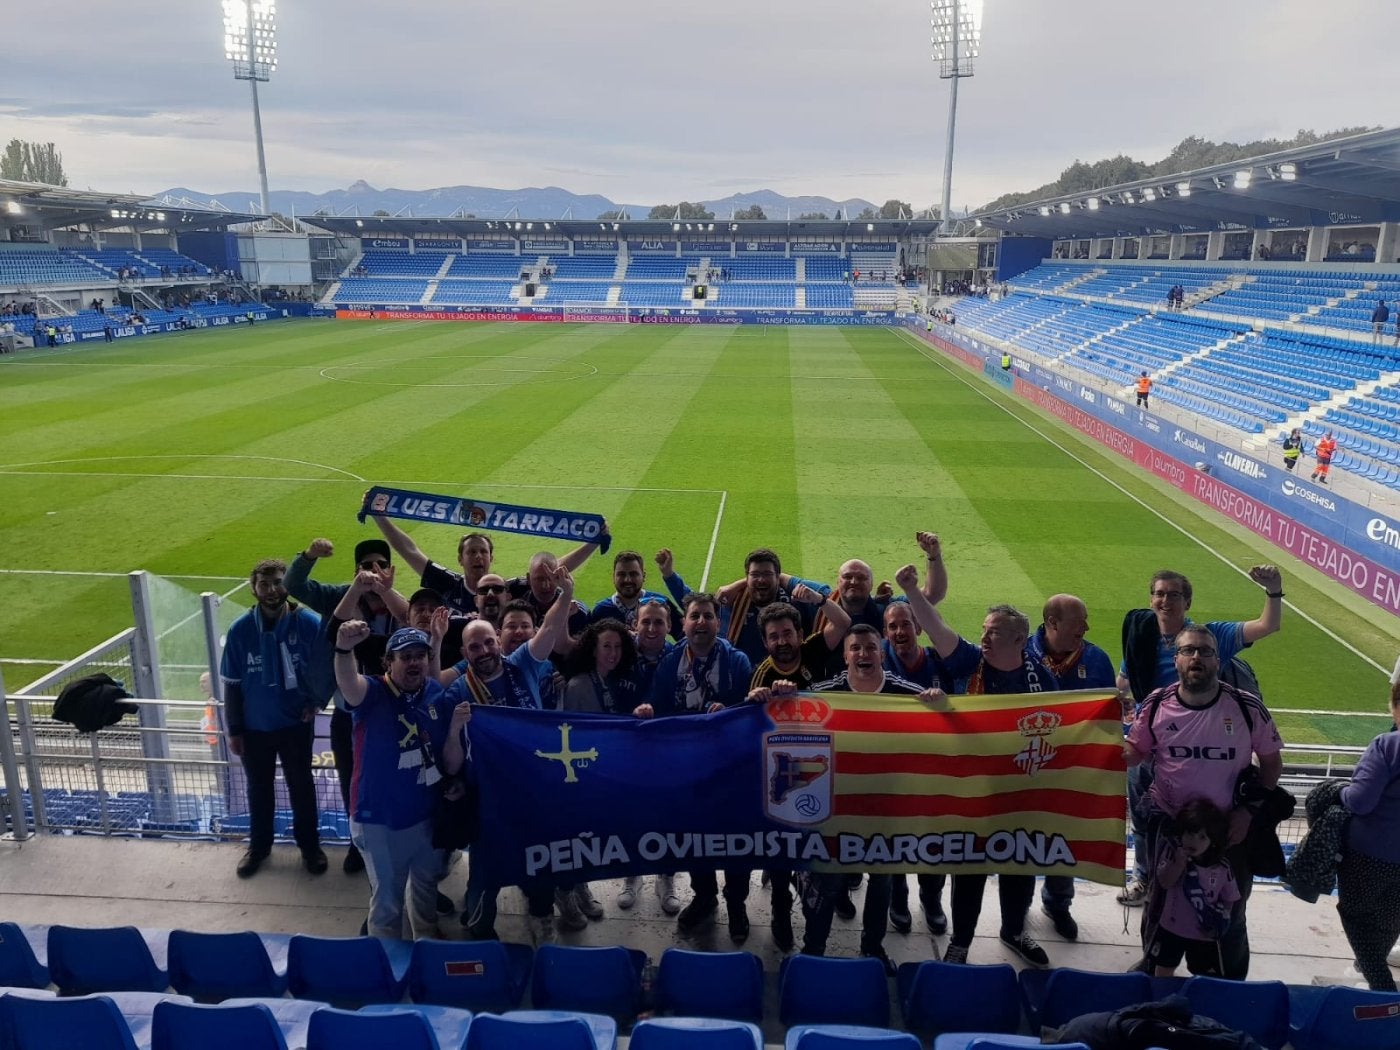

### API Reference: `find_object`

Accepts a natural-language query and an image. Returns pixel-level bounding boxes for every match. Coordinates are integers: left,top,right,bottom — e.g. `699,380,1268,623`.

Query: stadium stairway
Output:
795,287,806,308
419,281,438,305
435,255,454,279
612,254,629,281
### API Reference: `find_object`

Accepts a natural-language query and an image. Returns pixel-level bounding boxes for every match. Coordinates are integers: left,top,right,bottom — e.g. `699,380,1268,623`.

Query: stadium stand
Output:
543,280,616,303
547,256,617,279
0,247,113,286
446,255,536,278
431,280,519,304
358,251,443,277
333,278,430,302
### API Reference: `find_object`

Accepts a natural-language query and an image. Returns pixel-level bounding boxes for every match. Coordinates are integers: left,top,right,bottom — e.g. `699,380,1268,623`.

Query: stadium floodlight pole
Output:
931,0,982,236
223,0,277,216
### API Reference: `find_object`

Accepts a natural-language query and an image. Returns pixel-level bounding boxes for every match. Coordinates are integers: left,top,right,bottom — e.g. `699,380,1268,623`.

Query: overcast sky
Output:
4,0,1399,210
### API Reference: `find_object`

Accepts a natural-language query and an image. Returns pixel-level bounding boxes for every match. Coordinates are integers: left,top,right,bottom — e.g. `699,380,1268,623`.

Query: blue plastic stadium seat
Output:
47,925,168,995
1025,967,1152,1030
786,1024,921,1049
360,1002,474,1049
306,1005,442,1050
465,1009,617,1050
0,923,49,988
1,992,140,1050
654,949,763,1022
222,996,326,1046
407,939,532,1013
167,930,286,1001
896,960,1021,1036
1182,975,1288,1049
934,1037,1090,1050
286,934,407,1007
151,1000,288,1050
1289,985,1400,1050
630,1016,764,1049
530,944,646,1018
778,955,889,1028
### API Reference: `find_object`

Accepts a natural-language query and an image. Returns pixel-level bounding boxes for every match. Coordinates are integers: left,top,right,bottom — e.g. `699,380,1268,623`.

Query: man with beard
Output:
471,574,510,631
592,549,682,637
220,558,328,879
441,568,576,939
285,537,407,874
799,623,943,974
905,589,1059,967
641,592,754,940
742,599,851,950
1125,624,1283,979
333,622,452,940
1118,565,1282,905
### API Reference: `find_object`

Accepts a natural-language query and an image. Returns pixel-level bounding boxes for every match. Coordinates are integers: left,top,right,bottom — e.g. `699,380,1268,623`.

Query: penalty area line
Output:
700,491,728,591
895,328,1391,677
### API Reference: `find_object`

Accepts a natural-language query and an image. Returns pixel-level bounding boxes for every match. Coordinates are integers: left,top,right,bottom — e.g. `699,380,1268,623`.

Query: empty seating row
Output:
334,278,430,302
5,922,1389,1050
0,248,113,287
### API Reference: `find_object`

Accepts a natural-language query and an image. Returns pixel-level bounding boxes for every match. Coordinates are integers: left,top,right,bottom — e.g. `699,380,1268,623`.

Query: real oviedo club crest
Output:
763,697,833,826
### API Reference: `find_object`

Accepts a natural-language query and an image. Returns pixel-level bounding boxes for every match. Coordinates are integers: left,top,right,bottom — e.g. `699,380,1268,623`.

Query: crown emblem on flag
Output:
1017,709,1062,738
767,698,831,725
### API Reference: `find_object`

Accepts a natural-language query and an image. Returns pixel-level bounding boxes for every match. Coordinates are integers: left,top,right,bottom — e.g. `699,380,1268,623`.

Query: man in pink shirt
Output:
1124,624,1283,978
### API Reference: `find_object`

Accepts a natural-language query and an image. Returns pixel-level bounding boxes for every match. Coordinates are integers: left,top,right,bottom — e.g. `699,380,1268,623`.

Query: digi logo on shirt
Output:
1164,745,1238,761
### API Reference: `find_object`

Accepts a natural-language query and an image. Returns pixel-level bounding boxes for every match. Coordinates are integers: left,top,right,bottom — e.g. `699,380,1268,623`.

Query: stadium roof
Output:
302,216,943,239
0,179,264,233
970,127,1400,239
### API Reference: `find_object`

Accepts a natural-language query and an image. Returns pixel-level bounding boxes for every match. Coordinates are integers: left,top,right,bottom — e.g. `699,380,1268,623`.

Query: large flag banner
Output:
358,485,608,548
466,689,1126,888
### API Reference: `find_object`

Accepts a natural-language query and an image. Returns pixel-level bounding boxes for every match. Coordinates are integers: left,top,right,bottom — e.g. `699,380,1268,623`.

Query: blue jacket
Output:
1027,625,1117,690
648,639,752,715
220,604,324,734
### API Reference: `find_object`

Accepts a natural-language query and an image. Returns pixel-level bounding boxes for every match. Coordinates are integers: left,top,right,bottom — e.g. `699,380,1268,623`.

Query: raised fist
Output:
306,538,334,559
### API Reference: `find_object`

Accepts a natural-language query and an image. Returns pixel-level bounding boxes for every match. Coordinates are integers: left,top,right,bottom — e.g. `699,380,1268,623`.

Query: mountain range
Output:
150,181,881,221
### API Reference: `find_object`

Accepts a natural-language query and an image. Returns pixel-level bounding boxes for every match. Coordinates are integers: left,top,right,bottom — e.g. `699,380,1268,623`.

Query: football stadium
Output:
4,1,1400,1045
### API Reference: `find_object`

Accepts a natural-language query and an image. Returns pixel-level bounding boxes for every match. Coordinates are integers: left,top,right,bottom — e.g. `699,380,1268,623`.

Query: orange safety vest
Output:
1135,376,1152,395
1317,437,1337,463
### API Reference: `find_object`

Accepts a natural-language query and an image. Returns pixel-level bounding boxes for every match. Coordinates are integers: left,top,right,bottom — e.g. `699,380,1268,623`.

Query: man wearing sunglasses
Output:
285,537,410,876
1117,565,1283,905
1125,625,1283,979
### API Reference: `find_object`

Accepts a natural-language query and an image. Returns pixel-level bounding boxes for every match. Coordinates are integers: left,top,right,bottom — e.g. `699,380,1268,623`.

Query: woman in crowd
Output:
563,618,641,715
1337,658,1400,991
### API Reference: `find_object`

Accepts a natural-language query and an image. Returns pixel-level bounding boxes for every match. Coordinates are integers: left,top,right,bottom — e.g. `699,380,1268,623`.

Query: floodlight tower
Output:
930,0,982,235
223,0,277,215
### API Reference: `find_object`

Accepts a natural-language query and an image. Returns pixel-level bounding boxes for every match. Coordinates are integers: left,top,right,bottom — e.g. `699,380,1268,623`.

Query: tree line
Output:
1,139,68,186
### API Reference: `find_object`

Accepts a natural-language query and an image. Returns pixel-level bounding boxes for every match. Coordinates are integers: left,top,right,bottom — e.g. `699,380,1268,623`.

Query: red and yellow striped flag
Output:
788,689,1127,885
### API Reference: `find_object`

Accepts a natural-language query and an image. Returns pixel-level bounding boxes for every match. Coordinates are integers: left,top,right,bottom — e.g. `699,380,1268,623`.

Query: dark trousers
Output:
892,872,946,915
690,868,751,907
241,721,318,855
768,868,794,913
949,873,1034,948
464,853,555,936
330,707,354,809
802,873,892,956
1041,875,1075,914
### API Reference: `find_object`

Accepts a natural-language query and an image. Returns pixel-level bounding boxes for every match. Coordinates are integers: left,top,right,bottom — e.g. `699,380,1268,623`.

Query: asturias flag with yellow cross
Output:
464,689,1126,889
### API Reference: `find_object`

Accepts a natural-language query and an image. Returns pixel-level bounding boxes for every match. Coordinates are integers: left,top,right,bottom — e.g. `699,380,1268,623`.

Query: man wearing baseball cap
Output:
334,621,453,940
285,535,408,874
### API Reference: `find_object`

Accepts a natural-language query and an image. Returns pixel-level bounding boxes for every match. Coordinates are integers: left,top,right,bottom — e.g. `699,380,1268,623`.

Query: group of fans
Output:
219,503,1296,981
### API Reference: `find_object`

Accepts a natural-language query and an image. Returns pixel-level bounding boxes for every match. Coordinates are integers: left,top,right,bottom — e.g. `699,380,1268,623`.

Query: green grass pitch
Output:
2,318,1396,748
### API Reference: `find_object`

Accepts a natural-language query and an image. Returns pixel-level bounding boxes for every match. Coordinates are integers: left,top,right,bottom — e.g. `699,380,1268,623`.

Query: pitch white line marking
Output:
0,569,244,581
895,327,1392,677
700,491,728,590
0,454,367,482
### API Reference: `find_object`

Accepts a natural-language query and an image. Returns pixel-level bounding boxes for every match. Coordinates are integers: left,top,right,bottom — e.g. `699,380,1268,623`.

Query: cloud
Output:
4,0,1400,210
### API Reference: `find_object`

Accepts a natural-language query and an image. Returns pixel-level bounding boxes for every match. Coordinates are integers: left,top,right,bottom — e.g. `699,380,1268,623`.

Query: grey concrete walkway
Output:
0,834,1375,990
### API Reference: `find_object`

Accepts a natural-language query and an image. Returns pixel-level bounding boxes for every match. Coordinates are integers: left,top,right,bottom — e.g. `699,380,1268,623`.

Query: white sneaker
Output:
528,914,555,946
617,876,641,910
1389,945,1400,968
657,874,682,915
1117,879,1148,907
575,882,604,920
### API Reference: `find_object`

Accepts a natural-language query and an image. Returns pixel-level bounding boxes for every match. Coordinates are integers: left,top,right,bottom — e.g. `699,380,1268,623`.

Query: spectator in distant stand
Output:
1282,428,1304,473
1135,371,1153,409
1311,430,1338,485
1374,300,1391,345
